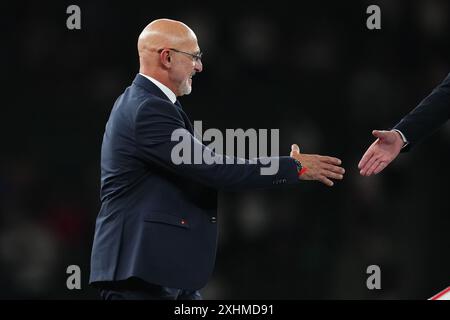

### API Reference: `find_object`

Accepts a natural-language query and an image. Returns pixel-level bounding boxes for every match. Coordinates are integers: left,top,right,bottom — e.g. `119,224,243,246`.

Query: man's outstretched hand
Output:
358,130,404,176
290,144,345,187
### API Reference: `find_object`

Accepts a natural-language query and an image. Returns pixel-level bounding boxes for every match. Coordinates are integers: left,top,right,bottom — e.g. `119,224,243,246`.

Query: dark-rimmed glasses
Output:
158,48,203,62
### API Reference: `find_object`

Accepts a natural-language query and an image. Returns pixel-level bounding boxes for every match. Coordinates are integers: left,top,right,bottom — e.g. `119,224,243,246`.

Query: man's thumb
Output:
372,130,388,140
291,144,300,154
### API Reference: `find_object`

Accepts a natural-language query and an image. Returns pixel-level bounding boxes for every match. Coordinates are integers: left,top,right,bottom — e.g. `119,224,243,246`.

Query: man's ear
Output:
160,50,171,68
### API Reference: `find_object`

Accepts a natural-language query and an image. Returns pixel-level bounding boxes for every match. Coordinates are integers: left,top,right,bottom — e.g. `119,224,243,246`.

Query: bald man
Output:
89,19,345,300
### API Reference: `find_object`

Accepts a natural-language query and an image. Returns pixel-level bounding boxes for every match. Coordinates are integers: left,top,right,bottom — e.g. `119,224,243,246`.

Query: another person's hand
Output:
290,144,345,187
358,130,404,176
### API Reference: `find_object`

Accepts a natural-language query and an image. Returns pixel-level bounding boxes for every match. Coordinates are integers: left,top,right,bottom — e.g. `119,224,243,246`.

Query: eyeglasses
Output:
158,48,203,62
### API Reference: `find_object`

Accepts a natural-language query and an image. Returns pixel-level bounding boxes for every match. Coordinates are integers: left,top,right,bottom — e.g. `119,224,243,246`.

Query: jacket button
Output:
210,216,217,223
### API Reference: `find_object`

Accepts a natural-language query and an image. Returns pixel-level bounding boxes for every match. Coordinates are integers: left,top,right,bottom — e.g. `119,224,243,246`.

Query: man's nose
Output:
194,59,203,73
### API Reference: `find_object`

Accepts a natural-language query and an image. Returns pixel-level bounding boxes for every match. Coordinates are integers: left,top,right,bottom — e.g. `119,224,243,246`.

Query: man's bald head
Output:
138,19,198,65
137,19,202,97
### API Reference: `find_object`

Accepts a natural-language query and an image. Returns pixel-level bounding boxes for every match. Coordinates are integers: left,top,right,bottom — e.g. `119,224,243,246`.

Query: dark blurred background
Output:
1,0,449,299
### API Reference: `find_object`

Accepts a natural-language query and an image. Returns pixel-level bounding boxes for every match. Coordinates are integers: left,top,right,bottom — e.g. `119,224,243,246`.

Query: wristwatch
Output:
293,159,308,177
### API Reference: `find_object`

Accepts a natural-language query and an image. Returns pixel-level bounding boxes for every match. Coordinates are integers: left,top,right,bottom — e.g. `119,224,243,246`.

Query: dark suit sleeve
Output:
393,73,450,150
134,99,300,191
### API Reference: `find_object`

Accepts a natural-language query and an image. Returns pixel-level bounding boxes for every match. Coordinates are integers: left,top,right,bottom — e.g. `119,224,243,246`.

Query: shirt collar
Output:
139,73,177,104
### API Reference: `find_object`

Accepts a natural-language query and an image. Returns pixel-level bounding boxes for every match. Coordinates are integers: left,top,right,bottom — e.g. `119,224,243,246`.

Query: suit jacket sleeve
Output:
393,73,450,150
134,99,300,191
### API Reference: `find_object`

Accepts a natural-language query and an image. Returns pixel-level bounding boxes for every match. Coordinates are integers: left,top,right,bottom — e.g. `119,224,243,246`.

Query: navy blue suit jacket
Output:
90,74,301,290
393,73,450,150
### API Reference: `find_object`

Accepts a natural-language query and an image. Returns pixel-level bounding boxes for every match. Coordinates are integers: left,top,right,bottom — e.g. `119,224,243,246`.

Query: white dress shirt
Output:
139,73,177,104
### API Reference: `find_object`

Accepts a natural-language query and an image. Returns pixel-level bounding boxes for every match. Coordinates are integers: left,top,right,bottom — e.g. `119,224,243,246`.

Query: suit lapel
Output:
133,74,195,136
175,100,195,135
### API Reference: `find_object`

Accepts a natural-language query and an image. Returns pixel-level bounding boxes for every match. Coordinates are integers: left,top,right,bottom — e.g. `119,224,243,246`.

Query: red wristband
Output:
298,167,308,177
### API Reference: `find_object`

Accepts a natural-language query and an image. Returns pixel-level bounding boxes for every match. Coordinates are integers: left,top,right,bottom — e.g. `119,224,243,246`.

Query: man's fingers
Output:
318,176,334,187
322,163,345,174
296,153,344,185
320,156,342,165
323,170,344,180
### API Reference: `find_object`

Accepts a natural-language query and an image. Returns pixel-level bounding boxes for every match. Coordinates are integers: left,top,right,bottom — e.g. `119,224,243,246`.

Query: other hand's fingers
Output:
360,152,380,175
358,146,375,169
373,161,388,175
365,158,382,176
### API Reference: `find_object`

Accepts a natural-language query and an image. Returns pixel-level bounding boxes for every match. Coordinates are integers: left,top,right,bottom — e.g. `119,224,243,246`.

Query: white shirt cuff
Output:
393,129,408,148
